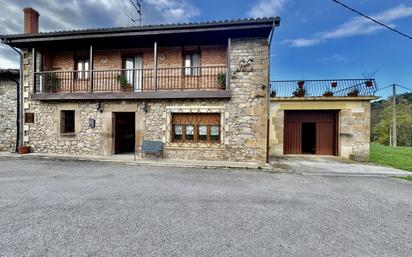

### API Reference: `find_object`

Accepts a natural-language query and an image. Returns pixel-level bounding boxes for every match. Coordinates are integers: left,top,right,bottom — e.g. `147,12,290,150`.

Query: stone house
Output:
0,69,19,152
1,8,376,163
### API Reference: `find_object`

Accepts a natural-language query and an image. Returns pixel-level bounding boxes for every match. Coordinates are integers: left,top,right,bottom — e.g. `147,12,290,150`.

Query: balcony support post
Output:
32,47,36,93
226,37,231,90
89,44,94,92
153,41,158,91
38,49,43,93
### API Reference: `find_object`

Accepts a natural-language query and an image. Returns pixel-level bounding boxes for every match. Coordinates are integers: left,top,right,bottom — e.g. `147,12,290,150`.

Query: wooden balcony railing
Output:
34,66,228,93
270,79,378,98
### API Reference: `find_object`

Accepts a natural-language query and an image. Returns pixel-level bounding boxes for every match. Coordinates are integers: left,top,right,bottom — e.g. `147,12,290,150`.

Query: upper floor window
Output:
76,59,89,80
184,52,200,76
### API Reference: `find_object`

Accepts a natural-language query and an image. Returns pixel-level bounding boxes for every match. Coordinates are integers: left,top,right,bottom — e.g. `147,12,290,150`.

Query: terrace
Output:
270,79,378,98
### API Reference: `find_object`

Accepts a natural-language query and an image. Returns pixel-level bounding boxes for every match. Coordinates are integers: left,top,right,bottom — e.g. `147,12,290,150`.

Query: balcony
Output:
270,79,378,98
32,66,230,100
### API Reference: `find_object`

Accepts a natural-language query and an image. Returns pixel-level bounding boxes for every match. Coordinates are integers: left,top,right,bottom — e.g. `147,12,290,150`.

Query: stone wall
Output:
22,37,270,163
0,77,17,152
269,98,372,161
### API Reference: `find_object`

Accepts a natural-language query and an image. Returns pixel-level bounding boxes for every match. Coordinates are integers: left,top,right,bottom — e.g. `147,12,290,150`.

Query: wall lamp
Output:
96,101,103,113
141,102,148,113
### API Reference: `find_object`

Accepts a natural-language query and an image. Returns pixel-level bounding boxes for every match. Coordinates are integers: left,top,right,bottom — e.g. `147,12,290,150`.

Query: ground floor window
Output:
171,113,221,144
60,110,75,134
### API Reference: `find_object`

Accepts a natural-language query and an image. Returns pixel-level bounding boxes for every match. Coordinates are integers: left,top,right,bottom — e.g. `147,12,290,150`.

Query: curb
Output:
0,153,286,172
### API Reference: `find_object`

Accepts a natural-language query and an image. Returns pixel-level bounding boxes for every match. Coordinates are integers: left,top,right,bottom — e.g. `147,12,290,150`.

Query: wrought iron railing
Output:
269,79,378,97
34,66,227,93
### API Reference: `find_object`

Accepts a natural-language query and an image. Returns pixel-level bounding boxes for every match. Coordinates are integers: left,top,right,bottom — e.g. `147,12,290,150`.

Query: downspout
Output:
10,46,23,152
266,17,280,164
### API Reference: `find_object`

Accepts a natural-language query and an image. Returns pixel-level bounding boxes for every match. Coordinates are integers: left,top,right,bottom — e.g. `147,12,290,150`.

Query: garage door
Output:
284,110,338,155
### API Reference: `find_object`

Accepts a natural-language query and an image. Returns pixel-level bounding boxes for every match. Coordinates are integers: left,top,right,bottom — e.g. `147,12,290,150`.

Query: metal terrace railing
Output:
34,66,228,93
270,79,378,98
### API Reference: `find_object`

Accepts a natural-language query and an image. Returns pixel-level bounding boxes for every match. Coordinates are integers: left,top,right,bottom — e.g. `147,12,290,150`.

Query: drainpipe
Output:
266,17,281,163
10,46,23,152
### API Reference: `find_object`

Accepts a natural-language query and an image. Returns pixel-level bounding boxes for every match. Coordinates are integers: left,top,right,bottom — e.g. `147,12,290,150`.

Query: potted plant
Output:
293,88,306,97
365,80,373,87
270,90,277,97
117,74,133,91
347,88,359,97
323,90,334,97
45,73,60,92
18,145,31,154
217,72,226,88
297,80,305,89
331,81,338,87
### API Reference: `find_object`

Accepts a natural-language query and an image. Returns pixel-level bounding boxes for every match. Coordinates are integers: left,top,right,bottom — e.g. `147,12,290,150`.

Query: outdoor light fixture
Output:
96,101,103,113
141,102,148,113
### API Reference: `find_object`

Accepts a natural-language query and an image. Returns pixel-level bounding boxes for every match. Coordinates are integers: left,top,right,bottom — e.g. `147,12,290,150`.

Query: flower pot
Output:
297,81,305,89
347,92,359,97
331,82,337,87
18,146,31,154
294,92,305,97
121,85,133,92
270,91,277,97
323,92,334,97
365,81,373,87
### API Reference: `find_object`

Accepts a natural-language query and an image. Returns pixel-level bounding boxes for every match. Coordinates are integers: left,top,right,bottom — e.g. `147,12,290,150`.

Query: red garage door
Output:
284,110,338,155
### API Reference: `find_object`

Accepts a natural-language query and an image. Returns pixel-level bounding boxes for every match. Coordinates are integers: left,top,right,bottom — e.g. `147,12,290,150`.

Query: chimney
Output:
23,7,40,33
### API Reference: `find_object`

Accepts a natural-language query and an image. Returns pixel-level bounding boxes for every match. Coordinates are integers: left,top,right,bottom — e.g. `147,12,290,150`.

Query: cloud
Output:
248,0,286,17
285,4,412,47
0,0,200,68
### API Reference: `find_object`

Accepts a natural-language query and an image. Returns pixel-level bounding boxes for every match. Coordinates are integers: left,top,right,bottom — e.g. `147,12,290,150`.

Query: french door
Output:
123,55,143,92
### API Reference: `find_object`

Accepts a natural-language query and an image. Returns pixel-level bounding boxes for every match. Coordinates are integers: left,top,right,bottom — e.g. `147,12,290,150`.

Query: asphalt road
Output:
0,158,411,257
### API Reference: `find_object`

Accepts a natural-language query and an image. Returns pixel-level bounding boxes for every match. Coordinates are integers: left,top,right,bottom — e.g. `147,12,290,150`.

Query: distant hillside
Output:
371,92,412,146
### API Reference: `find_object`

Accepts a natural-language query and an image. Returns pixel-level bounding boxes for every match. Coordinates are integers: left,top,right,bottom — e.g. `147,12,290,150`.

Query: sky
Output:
0,0,411,98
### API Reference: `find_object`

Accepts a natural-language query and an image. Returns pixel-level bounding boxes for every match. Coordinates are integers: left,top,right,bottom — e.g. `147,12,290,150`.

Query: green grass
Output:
395,176,412,182
370,143,412,172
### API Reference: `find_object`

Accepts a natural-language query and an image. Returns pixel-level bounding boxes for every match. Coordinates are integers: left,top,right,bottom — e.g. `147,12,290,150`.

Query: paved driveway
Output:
0,158,411,257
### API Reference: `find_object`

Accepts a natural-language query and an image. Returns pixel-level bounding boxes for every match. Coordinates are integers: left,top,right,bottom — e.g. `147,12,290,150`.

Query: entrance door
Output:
284,110,338,155
114,112,135,154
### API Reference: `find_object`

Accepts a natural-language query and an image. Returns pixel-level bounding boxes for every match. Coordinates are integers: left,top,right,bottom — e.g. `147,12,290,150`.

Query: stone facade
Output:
0,76,17,152
21,38,269,163
269,98,373,161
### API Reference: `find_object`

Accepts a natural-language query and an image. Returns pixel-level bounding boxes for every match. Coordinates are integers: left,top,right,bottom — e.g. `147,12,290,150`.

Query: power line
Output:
331,0,412,41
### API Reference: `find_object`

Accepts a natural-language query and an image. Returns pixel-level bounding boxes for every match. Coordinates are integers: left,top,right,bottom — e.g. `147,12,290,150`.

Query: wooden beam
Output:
31,47,36,93
153,42,158,91
226,37,231,90
89,44,93,92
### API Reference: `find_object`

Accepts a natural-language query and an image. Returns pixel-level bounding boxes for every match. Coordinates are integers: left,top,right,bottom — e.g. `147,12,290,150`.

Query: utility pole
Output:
392,84,397,147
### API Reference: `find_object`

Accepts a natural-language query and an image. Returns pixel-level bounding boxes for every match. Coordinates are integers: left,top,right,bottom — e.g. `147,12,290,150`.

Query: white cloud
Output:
248,0,286,17
285,4,412,47
0,0,201,68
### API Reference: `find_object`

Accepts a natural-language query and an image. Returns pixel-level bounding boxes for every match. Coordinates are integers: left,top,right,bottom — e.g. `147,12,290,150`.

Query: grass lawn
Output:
370,143,412,172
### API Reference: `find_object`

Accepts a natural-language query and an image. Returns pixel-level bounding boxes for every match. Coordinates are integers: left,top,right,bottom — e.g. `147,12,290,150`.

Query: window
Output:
60,110,75,134
172,113,221,144
76,59,89,80
184,52,200,76
25,113,34,124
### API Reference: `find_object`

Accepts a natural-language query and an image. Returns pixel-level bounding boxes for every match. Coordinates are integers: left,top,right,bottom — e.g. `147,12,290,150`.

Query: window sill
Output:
165,143,224,150
60,133,76,137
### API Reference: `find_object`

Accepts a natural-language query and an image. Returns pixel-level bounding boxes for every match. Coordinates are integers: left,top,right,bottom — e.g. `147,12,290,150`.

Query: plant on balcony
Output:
270,90,277,97
117,74,133,91
293,87,306,97
347,88,359,97
331,81,338,87
365,80,373,87
297,80,305,89
217,72,226,88
45,73,60,92
323,90,334,97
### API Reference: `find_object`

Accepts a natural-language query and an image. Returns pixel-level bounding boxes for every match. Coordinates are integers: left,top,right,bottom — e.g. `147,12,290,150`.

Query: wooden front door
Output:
114,112,135,154
284,110,338,155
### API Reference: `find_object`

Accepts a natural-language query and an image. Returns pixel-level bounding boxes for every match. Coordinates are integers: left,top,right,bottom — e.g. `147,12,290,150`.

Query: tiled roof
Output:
2,17,280,39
